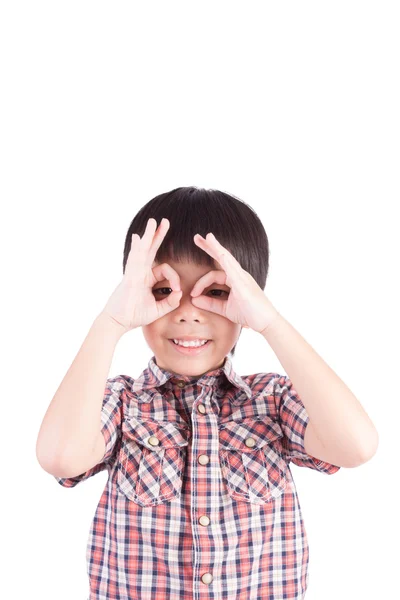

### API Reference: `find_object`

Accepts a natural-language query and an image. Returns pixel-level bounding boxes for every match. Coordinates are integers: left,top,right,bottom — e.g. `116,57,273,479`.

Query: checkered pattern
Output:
54,354,340,599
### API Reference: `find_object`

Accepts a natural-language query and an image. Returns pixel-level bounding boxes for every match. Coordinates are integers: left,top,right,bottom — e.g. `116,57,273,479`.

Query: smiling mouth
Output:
168,339,213,354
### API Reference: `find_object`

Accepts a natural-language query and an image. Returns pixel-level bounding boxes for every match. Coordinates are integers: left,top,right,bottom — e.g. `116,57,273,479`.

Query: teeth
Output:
173,339,209,347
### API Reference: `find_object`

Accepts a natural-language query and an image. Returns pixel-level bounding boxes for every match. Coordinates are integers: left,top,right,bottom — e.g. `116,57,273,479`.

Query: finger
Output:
125,233,141,270
143,217,158,242
143,217,164,248
152,262,181,292
190,269,227,297
149,219,170,264
131,218,158,260
193,233,220,263
194,233,239,271
190,293,227,318
152,262,183,318
194,233,233,265
127,218,165,270
156,289,182,318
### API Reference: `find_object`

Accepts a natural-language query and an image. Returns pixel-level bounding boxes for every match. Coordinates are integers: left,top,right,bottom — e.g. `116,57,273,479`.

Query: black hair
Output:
123,186,270,357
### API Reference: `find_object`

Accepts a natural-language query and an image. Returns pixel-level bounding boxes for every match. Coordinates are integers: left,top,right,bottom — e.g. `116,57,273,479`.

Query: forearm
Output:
261,314,379,459
36,312,126,470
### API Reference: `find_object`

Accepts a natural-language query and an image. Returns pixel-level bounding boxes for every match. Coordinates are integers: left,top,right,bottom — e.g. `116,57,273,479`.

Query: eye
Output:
208,289,229,297
153,287,229,298
153,287,173,297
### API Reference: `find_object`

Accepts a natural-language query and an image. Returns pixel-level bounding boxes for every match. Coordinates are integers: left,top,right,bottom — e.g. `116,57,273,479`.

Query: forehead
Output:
153,258,224,280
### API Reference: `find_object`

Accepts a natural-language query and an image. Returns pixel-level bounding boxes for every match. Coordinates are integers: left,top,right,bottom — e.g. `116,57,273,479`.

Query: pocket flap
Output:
122,417,191,451
219,417,283,452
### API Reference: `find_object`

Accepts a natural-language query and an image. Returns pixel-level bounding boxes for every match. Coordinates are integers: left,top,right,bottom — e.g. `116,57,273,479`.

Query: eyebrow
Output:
155,279,229,288
154,274,229,287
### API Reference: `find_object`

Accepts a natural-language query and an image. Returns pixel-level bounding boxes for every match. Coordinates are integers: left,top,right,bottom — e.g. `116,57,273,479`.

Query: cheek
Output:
142,321,168,346
217,319,241,339
231,323,242,339
142,325,156,345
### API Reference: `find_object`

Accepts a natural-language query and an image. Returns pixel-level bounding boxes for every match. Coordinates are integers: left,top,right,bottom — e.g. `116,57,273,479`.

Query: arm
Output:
45,433,107,479
261,314,379,468
186,230,378,467
36,312,126,474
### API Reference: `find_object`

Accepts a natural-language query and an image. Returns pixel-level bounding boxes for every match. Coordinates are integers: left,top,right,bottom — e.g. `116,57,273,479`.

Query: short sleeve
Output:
274,374,341,475
54,376,125,488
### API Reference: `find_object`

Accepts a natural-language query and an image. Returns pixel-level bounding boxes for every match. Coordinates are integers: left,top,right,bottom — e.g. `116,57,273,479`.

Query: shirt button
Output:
148,436,160,447
177,380,185,388
201,573,213,585
198,454,209,465
245,437,256,448
197,403,206,414
199,515,210,526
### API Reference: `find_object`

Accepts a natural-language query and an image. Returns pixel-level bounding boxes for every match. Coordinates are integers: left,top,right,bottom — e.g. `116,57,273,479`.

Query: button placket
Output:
174,379,215,588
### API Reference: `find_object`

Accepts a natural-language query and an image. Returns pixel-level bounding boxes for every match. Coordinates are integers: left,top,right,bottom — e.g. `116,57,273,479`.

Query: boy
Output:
36,186,379,599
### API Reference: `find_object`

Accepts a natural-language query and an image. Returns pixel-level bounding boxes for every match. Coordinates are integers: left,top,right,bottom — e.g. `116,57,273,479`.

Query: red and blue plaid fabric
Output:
55,354,340,599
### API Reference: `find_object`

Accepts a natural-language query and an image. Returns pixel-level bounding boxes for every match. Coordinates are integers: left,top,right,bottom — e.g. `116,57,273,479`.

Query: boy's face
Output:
142,258,242,378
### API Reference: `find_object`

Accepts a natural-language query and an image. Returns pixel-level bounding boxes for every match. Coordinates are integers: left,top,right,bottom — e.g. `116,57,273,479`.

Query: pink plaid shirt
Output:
55,354,340,599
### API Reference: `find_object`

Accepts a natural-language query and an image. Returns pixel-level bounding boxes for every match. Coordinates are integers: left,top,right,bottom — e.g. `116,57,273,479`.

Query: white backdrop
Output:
1,1,398,598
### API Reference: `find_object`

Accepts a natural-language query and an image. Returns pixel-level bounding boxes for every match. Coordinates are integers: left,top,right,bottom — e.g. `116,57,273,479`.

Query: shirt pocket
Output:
219,416,288,504
117,417,191,507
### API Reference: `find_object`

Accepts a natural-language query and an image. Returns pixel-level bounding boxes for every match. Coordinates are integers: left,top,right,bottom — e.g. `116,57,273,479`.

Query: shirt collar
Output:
131,354,252,404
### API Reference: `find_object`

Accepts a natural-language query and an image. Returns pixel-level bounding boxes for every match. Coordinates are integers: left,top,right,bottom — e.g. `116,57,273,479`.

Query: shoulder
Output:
241,371,285,394
104,375,135,407
106,374,133,389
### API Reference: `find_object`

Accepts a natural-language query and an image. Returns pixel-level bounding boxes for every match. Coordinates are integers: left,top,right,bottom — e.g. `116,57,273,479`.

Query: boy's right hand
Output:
100,218,183,333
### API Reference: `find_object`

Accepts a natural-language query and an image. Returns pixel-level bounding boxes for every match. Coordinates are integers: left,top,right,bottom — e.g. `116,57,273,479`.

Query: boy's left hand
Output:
191,232,280,334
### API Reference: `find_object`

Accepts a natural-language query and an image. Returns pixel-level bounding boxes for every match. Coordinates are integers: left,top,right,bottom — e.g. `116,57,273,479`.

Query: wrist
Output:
96,311,128,337
260,311,282,337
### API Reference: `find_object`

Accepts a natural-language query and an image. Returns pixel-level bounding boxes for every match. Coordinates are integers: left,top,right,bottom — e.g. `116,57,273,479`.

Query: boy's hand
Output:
101,218,183,332
190,232,280,334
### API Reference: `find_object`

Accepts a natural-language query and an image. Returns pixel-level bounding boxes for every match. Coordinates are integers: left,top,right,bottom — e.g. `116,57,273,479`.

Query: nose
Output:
173,287,204,319
177,289,197,306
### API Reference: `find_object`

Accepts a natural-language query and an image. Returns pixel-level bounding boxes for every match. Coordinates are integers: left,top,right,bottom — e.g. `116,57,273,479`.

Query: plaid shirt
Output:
55,354,340,599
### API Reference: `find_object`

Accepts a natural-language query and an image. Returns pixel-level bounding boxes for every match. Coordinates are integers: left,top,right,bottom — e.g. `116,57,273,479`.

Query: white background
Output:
1,1,399,598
